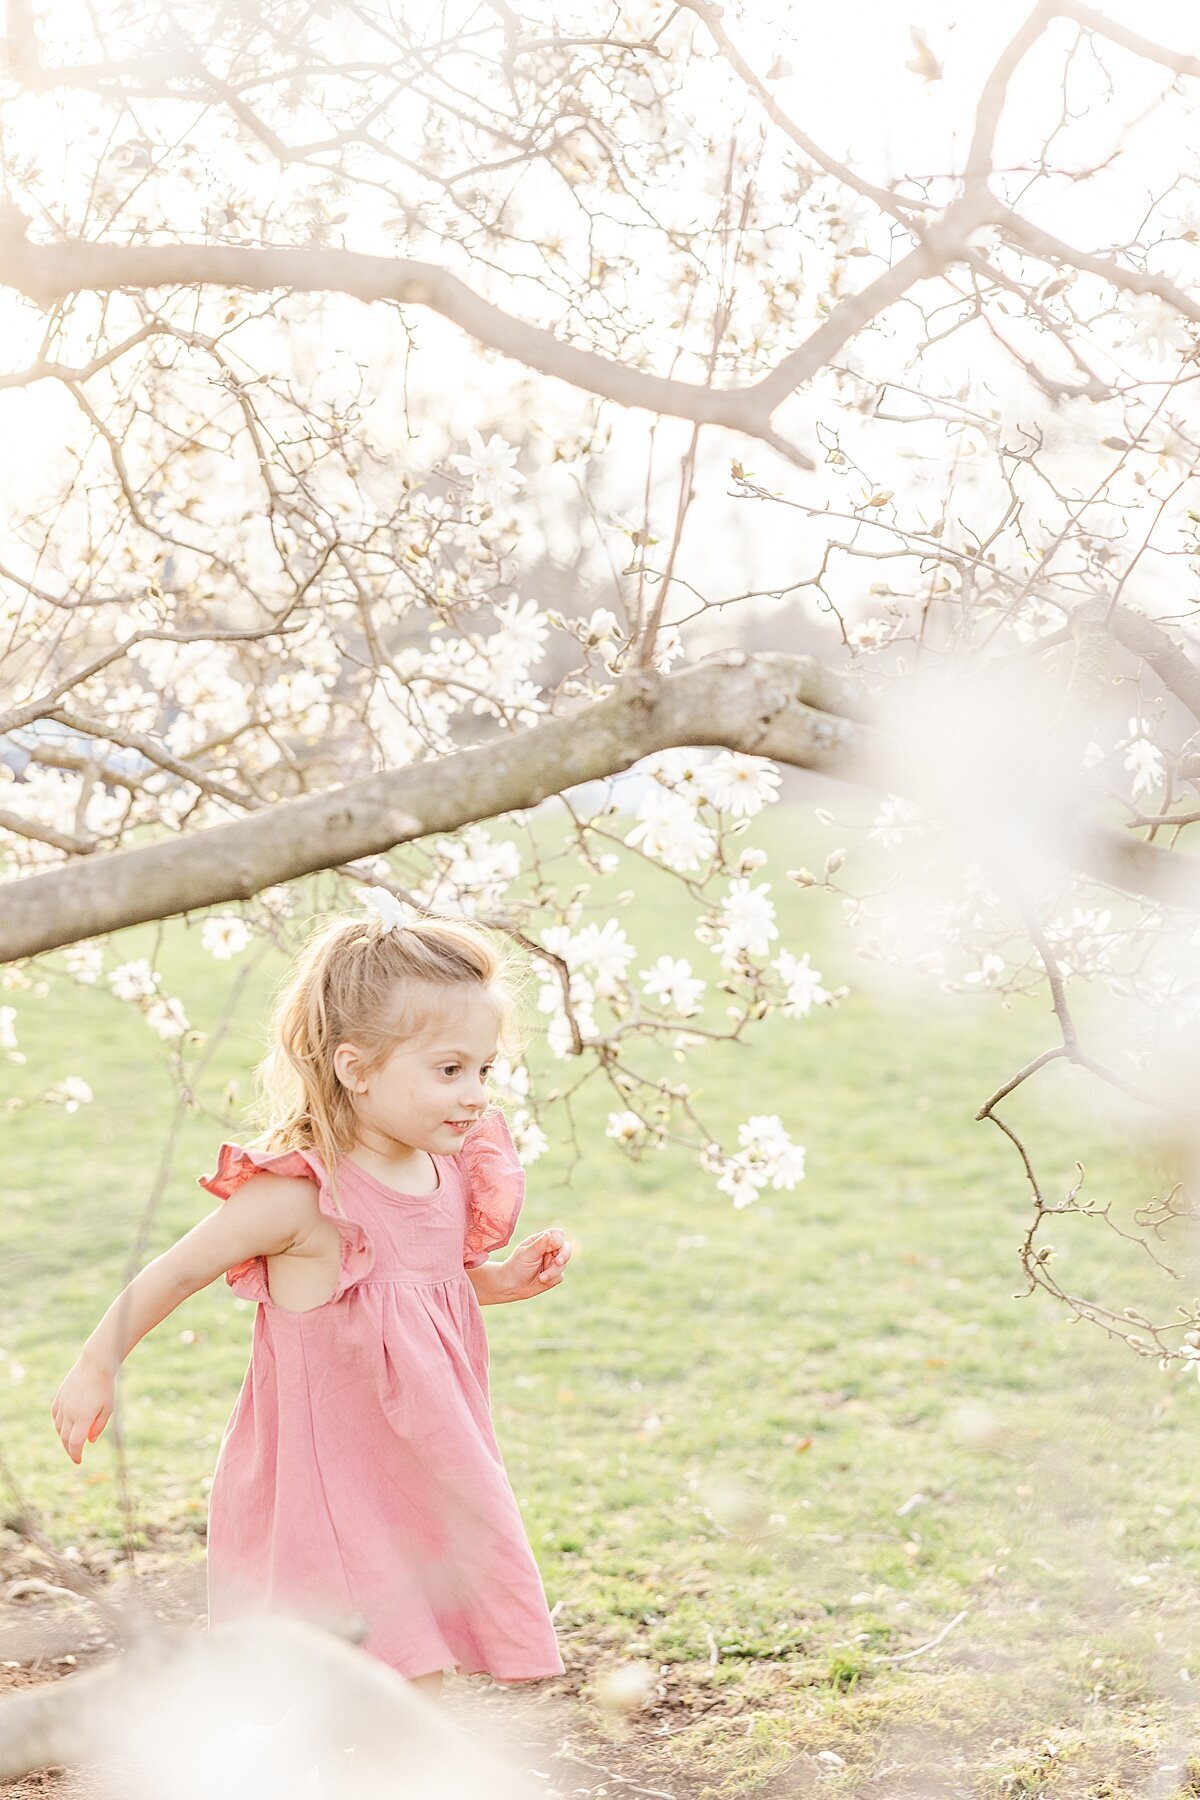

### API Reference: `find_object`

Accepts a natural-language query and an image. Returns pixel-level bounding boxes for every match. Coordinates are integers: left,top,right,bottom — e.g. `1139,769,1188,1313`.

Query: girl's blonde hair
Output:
247,910,526,1213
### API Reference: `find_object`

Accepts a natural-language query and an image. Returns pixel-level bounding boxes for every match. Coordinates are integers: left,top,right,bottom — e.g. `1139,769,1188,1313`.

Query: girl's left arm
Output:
467,1229,571,1305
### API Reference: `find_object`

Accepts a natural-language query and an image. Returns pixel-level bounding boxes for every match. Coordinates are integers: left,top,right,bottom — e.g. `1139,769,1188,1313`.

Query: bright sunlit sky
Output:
2,0,1198,632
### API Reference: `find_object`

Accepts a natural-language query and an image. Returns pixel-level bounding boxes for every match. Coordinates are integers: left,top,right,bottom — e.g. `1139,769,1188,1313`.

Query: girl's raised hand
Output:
499,1229,571,1302
51,1356,115,1465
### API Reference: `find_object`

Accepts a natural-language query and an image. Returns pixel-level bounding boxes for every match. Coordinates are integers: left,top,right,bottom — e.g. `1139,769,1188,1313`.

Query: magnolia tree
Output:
4,0,1200,1405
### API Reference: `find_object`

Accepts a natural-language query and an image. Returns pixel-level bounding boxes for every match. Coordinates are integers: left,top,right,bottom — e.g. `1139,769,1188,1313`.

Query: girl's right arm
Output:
50,1172,316,1465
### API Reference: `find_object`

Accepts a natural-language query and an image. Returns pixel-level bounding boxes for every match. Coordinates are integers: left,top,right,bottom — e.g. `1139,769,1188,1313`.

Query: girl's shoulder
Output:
198,1140,326,1203
197,1138,373,1304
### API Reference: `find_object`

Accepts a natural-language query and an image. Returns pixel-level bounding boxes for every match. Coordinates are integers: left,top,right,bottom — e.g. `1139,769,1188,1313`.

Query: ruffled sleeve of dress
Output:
197,1140,375,1304
458,1106,526,1269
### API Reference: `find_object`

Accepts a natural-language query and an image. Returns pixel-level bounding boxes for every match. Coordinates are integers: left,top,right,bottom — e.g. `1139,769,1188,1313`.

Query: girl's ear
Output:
333,1041,365,1093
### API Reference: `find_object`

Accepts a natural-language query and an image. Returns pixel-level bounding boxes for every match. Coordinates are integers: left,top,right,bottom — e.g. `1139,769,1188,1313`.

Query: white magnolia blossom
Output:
572,919,635,995
767,1141,808,1188
508,1109,549,1164
0,1005,17,1050
146,995,191,1039
63,943,103,983
1124,718,1165,799
202,916,253,960
539,922,581,968
582,607,622,645
2,767,84,849
869,795,928,847
625,785,716,872
606,1110,645,1143
639,955,706,1016
1123,296,1193,360
546,1002,597,1058
535,933,600,1053
738,1114,791,1155
710,878,778,968
537,968,595,1017
962,861,1002,909
650,624,685,671
418,825,522,916
1009,598,1062,645
260,668,333,736
716,1156,767,1207
697,751,782,818
487,1053,531,1104
638,746,709,800
446,428,525,498
963,952,1006,987
1141,959,1200,1035
108,958,160,1001
128,640,251,756
772,949,830,1017
714,1114,806,1206
259,886,296,918
47,1076,93,1111
846,616,896,652
367,662,458,767
1041,907,1118,979
481,596,551,686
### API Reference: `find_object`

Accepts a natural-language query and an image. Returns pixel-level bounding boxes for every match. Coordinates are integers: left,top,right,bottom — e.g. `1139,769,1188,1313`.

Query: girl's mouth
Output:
444,1119,473,1134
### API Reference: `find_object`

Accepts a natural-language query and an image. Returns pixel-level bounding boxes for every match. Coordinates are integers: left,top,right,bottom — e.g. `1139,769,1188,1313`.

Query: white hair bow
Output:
354,886,417,933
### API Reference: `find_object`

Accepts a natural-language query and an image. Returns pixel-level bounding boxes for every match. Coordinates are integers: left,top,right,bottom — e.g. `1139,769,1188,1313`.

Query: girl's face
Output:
334,985,500,1159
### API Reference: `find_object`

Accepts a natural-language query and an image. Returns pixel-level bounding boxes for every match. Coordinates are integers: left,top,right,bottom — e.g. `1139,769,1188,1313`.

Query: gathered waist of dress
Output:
354,1268,472,1289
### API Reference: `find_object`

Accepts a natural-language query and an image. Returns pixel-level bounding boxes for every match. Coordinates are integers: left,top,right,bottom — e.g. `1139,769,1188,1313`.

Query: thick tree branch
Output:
2,651,1197,964
0,654,878,960
1106,601,1200,724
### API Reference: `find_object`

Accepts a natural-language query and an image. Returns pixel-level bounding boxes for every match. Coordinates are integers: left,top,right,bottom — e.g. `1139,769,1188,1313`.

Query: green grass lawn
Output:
4,797,1200,1798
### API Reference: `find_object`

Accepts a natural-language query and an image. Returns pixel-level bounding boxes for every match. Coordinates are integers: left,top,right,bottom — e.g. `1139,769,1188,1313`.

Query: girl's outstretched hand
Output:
498,1229,571,1302
51,1356,115,1465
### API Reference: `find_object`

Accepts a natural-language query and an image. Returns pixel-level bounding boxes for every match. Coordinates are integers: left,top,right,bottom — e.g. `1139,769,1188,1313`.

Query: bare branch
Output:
1060,1,1200,80
675,0,929,227
963,2,1058,193
993,203,1200,324
0,215,817,468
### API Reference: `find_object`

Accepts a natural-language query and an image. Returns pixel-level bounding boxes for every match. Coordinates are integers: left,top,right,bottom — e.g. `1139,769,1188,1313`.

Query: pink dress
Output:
196,1106,565,1683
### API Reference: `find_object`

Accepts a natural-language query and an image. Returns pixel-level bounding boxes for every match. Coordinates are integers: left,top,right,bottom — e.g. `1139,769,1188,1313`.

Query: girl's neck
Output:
347,1138,437,1191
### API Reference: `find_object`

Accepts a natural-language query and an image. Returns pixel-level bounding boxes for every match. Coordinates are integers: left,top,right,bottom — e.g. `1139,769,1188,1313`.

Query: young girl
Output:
50,902,571,1698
